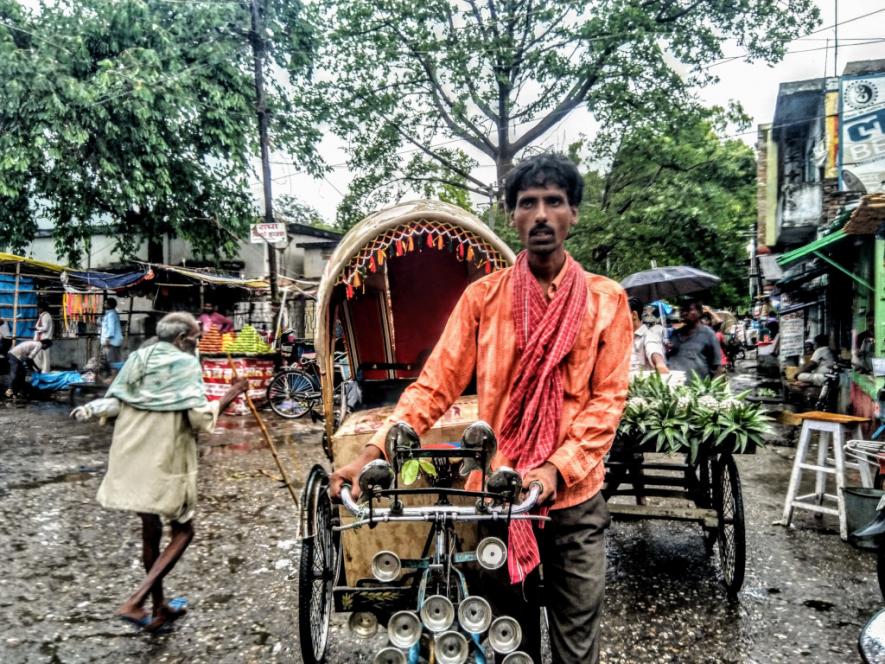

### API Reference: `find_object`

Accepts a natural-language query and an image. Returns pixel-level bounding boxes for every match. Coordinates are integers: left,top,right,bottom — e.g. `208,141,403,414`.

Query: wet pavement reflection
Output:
0,371,882,663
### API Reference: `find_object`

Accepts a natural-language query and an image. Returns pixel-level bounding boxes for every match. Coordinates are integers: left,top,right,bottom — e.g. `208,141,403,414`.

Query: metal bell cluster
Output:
359,592,532,663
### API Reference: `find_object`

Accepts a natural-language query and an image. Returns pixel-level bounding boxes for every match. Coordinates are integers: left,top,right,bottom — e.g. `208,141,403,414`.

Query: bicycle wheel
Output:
713,454,746,596
299,466,338,664
266,370,315,418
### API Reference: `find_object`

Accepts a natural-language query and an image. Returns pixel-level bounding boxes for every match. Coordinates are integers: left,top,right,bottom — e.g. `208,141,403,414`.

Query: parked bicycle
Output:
266,335,351,423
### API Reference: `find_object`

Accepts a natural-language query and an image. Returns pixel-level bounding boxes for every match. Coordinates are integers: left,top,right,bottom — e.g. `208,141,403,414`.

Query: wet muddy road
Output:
0,398,881,663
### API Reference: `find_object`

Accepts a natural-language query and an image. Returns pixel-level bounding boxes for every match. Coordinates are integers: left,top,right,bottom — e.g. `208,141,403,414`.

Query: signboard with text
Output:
779,313,805,359
249,222,287,244
840,74,885,194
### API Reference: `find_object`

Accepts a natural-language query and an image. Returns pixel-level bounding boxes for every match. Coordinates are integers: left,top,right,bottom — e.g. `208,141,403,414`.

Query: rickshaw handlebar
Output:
338,481,544,523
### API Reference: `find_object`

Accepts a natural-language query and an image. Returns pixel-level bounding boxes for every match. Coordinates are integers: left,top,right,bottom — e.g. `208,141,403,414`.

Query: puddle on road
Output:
4,467,104,492
202,414,321,455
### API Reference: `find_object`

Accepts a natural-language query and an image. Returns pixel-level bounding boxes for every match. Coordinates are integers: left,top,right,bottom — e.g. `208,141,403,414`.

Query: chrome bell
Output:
388,610,422,649
459,420,497,476
348,611,379,638
374,647,407,664
501,652,534,664
486,466,522,500
488,616,522,654
434,630,469,664
420,594,455,632
475,536,508,570
371,550,402,583
358,459,395,495
457,595,492,634
386,420,421,460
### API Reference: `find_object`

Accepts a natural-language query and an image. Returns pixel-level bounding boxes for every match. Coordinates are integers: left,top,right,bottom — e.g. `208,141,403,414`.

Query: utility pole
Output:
833,0,838,78
250,0,278,303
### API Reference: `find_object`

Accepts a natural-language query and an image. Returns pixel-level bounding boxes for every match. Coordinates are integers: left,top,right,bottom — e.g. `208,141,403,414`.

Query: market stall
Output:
198,323,275,415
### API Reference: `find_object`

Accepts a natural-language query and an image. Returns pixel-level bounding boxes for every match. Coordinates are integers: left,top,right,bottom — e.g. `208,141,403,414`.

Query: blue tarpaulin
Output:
64,269,152,291
0,273,37,339
30,371,85,391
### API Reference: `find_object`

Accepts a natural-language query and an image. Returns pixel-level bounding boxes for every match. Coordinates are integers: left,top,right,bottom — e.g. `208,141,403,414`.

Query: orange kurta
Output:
366,255,632,510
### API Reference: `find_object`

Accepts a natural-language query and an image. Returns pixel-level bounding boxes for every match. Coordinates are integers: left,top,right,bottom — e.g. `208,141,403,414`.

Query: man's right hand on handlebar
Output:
329,445,384,501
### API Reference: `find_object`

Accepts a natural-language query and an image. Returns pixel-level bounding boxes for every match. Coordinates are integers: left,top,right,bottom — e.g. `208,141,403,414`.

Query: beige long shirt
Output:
96,401,219,522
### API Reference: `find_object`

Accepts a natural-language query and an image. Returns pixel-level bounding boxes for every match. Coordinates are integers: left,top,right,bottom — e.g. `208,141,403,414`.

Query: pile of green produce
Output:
616,374,771,460
225,325,272,354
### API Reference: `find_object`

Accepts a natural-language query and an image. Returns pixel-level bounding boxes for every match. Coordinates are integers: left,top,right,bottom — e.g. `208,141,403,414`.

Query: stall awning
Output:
63,268,154,291
777,229,848,267
0,252,67,274
151,264,269,289
775,228,873,292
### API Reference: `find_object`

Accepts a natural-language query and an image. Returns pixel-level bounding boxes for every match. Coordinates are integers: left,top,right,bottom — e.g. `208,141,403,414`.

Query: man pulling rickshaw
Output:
331,153,632,663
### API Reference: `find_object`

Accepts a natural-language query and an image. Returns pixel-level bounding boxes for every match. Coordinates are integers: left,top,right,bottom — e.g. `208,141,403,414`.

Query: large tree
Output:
567,106,756,308
0,0,320,266
318,0,818,226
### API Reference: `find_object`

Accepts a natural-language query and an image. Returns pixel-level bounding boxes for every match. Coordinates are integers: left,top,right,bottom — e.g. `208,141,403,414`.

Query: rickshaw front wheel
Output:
298,466,337,664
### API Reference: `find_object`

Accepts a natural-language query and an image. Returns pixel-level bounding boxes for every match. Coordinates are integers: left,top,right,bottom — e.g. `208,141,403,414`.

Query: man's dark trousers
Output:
478,491,610,663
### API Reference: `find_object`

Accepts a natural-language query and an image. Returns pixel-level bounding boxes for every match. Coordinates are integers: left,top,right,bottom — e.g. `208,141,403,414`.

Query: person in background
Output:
629,297,668,375
0,315,11,357
33,300,53,372
796,334,836,386
100,298,125,373
198,302,233,333
73,312,247,632
668,300,723,379
699,311,728,368
5,339,52,398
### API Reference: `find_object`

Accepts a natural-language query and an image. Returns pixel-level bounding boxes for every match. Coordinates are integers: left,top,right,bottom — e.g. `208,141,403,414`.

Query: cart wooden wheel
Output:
712,454,746,596
299,465,338,664
267,369,316,419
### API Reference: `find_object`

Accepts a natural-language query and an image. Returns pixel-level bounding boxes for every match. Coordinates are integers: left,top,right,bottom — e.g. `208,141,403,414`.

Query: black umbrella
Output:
620,266,720,303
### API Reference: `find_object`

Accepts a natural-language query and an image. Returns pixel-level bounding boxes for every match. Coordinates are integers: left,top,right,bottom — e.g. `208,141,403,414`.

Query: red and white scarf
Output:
498,251,587,583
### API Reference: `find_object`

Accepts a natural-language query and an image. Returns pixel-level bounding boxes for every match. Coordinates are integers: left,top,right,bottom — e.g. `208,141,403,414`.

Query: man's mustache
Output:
530,224,554,236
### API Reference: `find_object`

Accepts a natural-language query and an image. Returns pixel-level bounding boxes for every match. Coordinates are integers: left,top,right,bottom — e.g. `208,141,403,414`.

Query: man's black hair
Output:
684,299,704,314
40,339,52,348
503,153,584,211
628,296,644,316
814,333,829,347
106,297,117,309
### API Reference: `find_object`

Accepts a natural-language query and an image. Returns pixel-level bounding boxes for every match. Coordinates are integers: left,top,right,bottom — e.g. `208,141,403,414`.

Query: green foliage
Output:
0,0,321,266
317,0,818,226
400,458,437,486
618,373,771,459
567,106,755,308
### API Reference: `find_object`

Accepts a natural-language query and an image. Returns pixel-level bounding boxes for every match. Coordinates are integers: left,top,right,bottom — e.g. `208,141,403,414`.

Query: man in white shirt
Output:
629,297,668,376
6,339,52,398
33,301,54,372
796,334,836,386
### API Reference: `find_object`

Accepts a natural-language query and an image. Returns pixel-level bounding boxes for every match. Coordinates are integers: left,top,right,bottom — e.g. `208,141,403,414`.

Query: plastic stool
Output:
781,411,873,540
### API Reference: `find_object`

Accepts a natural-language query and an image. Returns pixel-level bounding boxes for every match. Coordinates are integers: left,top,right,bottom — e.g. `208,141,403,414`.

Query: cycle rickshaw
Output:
298,201,554,664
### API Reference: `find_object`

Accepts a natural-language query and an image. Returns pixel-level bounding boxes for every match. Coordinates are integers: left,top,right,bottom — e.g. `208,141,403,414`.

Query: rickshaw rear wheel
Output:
298,465,338,664
713,454,746,597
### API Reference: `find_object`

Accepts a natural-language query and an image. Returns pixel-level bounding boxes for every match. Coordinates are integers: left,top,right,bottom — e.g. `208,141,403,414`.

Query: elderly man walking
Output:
74,312,247,631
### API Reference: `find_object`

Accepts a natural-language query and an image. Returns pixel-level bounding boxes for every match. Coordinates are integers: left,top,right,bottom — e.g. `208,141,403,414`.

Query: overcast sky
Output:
261,0,885,223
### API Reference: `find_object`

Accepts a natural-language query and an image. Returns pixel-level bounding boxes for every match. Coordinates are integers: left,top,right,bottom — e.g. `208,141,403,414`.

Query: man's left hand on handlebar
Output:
522,462,559,505
329,445,383,502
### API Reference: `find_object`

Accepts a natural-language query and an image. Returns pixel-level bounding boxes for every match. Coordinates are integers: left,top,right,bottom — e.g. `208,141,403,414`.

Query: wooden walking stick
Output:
227,354,299,508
